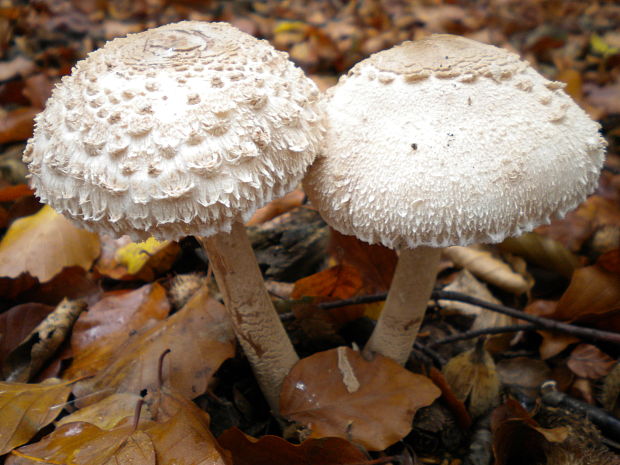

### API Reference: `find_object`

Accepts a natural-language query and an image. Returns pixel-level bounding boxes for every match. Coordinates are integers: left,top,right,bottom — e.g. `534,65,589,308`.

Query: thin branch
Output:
430,324,536,346
310,290,620,345
434,290,620,345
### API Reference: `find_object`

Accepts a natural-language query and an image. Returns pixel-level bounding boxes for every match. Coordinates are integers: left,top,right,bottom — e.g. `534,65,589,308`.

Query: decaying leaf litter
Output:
1,1,620,464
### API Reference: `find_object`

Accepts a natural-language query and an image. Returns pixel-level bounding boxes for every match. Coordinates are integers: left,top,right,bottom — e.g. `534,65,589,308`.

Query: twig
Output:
317,293,387,309
310,290,620,345
413,341,446,366
431,324,536,346
434,290,620,345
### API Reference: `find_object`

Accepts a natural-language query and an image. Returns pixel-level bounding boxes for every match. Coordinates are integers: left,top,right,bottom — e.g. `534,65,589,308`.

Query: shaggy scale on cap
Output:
24,21,324,241
304,34,606,249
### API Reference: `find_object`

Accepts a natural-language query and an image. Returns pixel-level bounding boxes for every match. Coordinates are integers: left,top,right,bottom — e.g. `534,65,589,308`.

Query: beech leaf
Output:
0,378,72,455
280,346,441,451
72,285,235,406
567,343,615,380
64,283,171,380
218,427,369,465
0,205,100,282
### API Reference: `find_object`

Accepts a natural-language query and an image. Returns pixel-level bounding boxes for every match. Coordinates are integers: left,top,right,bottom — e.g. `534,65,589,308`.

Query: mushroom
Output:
23,21,325,410
304,34,606,364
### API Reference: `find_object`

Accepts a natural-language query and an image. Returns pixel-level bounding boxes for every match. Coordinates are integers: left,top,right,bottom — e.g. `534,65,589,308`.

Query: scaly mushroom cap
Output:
304,34,606,249
24,21,324,241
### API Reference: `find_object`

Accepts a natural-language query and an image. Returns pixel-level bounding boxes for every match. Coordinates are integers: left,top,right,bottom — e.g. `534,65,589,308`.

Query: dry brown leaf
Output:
444,246,530,294
147,388,231,465
491,399,565,465
0,56,35,81
567,344,615,380
0,184,34,202
64,283,171,380
3,299,85,382
279,346,441,451
0,378,72,455
0,205,101,282
0,303,53,367
95,235,179,281
496,357,552,401
6,420,157,465
443,341,501,418
0,107,38,144
553,265,620,328
292,264,363,300
439,269,502,317
72,285,235,407
329,230,397,293
246,189,305,226
537,195,620,252
500,232,580,279
218,427,369,465
56,393,150,430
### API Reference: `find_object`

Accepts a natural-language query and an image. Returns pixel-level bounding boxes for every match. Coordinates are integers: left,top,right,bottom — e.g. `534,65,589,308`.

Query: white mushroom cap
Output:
23,21,324,241
304,34,606,249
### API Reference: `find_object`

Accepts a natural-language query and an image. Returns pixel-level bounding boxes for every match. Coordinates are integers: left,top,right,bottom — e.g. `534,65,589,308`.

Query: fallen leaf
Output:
23,74,54,109
496,357,552,402
279,346,441,451
491,399,569,465
218,427,369,465
0,205,101,282
246,189,305,226
6,420,156,465
444,246,530,294
56,393,150,430
95,235,179,281
292,265,368,324
64,283,171,380
0,303,53,367
443,341,501,418
567,344,615,380
0,378,72,455
147,388,231,465
500,232,580,279
0,184,34,202
536,195,620,252
553,265,620,328
72,285,235,406
329,230,397,293
0,107,38,144
292,265,363,300
0,56,35,81
3,299,85,382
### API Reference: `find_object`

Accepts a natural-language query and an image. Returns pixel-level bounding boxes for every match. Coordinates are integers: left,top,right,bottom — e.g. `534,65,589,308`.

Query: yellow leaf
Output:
0,378,72,455
590,33,620,57
115,237,170,275
0,205,100,282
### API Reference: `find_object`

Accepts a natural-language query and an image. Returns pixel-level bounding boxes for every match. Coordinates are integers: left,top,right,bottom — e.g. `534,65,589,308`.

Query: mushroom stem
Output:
198,221,299,412
363,246,441,365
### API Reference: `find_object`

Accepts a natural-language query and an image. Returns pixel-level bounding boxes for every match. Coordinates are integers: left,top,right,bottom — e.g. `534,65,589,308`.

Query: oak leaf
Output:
280,346,441,451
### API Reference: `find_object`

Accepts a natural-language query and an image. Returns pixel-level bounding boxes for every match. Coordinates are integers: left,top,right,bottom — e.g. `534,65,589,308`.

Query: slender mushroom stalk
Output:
363,247,440,364
305,34,606,365
22,22,324,412
197,221,298,408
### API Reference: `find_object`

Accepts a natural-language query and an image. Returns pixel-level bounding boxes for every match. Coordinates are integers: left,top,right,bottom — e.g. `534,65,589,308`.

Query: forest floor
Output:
1,1,620,465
